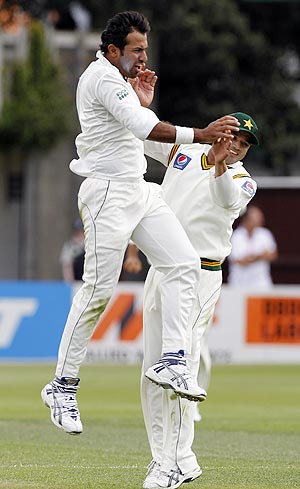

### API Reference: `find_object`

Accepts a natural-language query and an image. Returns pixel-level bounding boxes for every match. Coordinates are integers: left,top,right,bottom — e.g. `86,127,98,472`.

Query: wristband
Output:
175,126,194,144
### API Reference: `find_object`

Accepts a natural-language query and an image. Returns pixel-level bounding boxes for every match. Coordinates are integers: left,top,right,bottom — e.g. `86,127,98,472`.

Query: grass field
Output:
0,363,299,489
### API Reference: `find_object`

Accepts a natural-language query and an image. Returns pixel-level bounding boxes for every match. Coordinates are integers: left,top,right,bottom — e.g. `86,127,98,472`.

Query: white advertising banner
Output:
84,282,300,365
208,284,300,364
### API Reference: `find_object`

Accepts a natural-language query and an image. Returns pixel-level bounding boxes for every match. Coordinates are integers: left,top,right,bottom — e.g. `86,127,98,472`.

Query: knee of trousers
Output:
75,282,112,316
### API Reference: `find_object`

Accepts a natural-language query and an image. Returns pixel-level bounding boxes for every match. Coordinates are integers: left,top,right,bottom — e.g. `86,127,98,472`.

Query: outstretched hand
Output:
197,116,240,143
207,131,233,176
129,69,158,107
210,132,232,165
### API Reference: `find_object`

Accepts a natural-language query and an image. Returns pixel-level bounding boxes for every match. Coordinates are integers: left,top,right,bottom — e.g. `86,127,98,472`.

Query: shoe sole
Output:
41,386,82,435
145,374,207,403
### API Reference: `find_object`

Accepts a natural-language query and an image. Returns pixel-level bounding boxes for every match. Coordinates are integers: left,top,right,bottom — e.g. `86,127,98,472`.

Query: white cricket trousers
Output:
55,177,200,378
141,266,222,473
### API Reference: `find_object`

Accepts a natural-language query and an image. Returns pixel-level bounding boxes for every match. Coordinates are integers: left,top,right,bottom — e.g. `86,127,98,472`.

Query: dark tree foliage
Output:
239,0,300,54
0,0,45,18
84,0,300,174
151,0,300,174
0,20,71,153
2,0,300,174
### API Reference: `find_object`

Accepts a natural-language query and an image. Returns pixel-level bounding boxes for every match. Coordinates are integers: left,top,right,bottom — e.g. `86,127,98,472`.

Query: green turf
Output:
0,363,299,488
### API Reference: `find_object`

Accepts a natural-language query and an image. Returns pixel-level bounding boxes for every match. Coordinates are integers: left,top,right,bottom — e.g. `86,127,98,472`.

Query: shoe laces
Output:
52,383,80,420
161,352,187,367
161,357,187,367
160,356,191,377
159,356,196,391
160,466,183,486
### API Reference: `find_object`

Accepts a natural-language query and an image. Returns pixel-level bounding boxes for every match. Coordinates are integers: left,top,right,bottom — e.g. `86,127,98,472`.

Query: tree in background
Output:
0,18,73,278
239,0,300,52
0,20,71,156
2,0,300,175
84,0,300,175
142,0,300,175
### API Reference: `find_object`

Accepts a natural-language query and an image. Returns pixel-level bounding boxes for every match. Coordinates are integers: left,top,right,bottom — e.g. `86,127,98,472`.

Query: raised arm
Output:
147,116,239,144
207,133,232,175
130,70,240,144
128,68,158,107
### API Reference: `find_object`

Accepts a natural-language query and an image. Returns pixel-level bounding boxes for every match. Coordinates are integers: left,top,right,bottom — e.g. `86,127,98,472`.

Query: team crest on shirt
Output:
173,153,191,170
242,180,255,196
116,89,129,100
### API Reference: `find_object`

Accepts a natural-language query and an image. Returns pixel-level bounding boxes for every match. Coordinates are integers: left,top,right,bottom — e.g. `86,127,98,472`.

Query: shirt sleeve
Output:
144,140,174,167
95,73,160,140
209,167,257,210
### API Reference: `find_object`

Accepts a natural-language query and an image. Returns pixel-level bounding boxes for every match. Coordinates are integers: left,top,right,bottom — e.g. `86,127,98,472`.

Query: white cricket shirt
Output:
70,51,159,180
228,226,277,288
144,141,257,261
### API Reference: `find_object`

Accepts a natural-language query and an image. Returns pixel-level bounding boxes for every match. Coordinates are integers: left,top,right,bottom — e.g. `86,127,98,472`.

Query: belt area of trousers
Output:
200,258,222,271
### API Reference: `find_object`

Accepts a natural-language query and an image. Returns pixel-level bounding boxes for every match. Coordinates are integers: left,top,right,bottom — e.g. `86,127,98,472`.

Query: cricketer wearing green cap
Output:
139,113,259,489
230,112,259,145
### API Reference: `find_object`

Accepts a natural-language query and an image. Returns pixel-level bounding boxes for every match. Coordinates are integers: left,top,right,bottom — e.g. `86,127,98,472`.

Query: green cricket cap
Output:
230,112,259,145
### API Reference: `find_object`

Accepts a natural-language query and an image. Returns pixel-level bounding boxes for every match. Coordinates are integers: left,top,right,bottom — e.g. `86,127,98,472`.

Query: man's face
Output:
115,30,148,78
225,132,251,165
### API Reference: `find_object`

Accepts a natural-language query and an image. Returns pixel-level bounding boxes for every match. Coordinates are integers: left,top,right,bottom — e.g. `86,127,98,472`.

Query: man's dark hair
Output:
100,11,150,54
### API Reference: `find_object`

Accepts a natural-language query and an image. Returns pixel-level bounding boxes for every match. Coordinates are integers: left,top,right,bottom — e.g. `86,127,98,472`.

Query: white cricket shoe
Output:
143,460,161,489
145,352,207,402
146,465,202,488
41,377,82,435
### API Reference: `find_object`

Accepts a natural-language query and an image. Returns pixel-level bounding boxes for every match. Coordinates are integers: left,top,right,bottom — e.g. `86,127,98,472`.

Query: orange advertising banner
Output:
92,293,143,341
246,296,300,344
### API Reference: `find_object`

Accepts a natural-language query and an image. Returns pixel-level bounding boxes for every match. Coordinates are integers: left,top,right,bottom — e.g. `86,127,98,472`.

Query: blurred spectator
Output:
228,206,278,289
60,218,85,282
121,242,150,282
69,1,91,31
0,0,31,33
46,1,91,31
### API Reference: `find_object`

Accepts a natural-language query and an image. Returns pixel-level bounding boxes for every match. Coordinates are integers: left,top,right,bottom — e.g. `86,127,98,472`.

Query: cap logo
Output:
243,119,254,131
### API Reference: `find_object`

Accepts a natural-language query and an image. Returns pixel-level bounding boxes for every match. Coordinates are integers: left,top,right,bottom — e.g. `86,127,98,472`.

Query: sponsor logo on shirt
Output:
173,153,191,170
242,180,255,196
116,89,129,100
